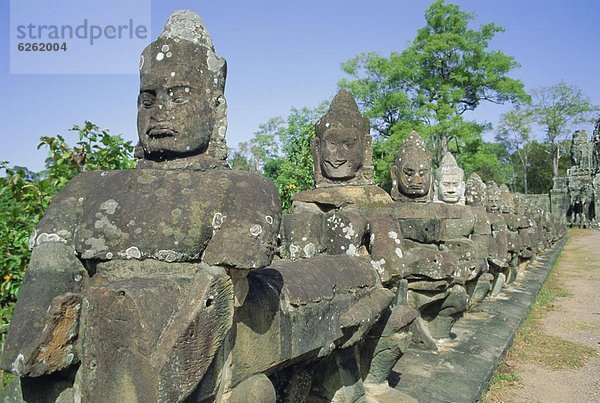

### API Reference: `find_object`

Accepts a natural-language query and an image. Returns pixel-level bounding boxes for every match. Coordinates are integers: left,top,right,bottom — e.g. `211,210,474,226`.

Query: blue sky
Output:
1,0,599,172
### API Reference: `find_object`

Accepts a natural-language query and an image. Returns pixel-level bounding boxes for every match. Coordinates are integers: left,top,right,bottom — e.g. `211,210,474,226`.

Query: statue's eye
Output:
139,92,155,108
404,169,414,175
173,97,188,104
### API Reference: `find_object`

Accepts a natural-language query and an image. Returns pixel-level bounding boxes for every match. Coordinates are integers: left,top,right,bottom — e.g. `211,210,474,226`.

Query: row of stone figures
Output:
1,10,566,403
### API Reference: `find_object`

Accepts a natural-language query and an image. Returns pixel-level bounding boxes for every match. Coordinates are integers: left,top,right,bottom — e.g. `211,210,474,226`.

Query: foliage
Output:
458,140,512,186
0,122,134,344
531,81,598,176
340,0,529,165
496,107,535,193
228,144,257,173
230,103,328,211
513,141,572,194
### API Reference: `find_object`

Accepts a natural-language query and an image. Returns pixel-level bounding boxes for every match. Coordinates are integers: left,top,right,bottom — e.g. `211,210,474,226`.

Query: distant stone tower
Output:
551,126,598,227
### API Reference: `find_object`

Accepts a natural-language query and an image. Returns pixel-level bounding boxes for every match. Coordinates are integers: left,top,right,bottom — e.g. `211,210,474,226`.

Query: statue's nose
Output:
151,100,170,121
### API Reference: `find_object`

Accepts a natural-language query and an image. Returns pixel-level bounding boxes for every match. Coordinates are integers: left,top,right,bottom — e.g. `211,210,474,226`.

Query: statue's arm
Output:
203,173,281,270
1,242,89,376
2,174,90,376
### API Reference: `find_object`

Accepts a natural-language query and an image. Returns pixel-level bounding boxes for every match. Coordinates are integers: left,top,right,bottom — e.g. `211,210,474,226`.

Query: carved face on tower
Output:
137,12,227,160
313,89,372,185
391,132,432,201
434,152,465,204
465,172,486,207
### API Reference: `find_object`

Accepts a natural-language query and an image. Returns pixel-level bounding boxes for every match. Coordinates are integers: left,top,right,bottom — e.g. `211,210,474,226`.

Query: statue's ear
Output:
390,164,398,179
134,141,144,159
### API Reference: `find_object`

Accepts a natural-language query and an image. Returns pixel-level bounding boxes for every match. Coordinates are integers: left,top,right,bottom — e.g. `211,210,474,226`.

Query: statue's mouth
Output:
326,160,347,169
147,127,177,139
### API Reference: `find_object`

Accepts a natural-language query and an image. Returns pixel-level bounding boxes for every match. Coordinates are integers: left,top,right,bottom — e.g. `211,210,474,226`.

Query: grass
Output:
483,245,599,402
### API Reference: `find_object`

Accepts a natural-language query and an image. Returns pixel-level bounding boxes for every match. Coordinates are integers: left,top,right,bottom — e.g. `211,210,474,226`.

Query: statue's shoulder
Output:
391,201,464,220
35,168,282,267
293,185,392,210
34,171,108,247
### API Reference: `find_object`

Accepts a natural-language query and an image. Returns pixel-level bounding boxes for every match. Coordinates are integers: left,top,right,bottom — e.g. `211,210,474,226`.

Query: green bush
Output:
0,122,134,345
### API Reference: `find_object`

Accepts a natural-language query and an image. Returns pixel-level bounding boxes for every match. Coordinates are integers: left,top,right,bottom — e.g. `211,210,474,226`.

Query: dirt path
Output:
486,229,600,402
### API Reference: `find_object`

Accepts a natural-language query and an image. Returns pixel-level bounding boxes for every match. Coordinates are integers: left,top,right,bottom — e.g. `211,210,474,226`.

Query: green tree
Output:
496,108,535,193
1,122,134,345
340,0,529,167
246,103,328,211
458,139,512,186
532,81,598,177
228,141,256,172
523,141,572,194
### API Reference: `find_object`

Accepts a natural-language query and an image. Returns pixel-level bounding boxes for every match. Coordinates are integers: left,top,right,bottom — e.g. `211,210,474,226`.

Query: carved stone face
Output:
436,173,464,203
395,159,431,197
137,39,216,158
465,173,486,207
319,127,364,180
391,131,432,201
499,185,515,214
513,194,526,216
485,183,501,213
313,89,370,185
434,152,464,204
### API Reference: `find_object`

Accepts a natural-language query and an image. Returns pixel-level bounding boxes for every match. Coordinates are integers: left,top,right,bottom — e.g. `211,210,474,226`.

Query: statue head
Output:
499,184,514,214
434,152,464,204
485,181,501,213
312,89,373,187
391,131,432,202
513,193,526,216
465,172,486,207
137,11,227,161
572,129,588,146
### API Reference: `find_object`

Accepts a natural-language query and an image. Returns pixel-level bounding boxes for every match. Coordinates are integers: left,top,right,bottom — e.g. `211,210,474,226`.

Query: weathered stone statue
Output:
463,173,494,306
292,89,392,212
513,193,538,261
483,181,511,295
499,184,523,282
1,11,283,402
551,128,598,227
465,172,486,207
279,90,418,401
570,129,594,173
391,131,432,203
136,10,228,167
388,141,479,342
433,152,465,204
284,89,401,285
312,89,373,187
